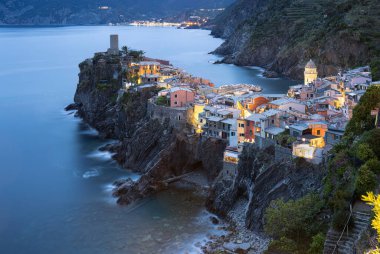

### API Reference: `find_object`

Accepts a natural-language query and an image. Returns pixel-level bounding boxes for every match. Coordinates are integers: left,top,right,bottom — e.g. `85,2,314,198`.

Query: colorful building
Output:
304,59,318,85
170,87,195,107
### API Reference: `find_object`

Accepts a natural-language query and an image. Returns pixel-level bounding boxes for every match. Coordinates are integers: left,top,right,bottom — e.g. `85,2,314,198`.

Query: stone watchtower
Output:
304,59,318,85
107,34,119,55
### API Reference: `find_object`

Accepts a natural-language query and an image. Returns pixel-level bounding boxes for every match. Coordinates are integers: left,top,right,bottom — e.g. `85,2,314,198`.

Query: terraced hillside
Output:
212,0,380,80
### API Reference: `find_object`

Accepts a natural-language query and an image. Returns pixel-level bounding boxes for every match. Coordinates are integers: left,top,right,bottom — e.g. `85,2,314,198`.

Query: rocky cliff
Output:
211,0,380,80
69,53,227,205
207,144,326,231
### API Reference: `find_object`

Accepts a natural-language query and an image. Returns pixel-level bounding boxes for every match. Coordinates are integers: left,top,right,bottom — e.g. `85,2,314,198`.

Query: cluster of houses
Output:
108,35,377,165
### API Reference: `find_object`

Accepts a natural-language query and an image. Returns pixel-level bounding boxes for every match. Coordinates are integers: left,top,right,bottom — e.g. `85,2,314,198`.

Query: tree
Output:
266,237,299,254
121,46,129,55
308,233,325,254
355,164,377,195
345,86,380,136
156,96,169,106
356,143,375,162
129,50,145,62
365,158,380,174
264,194,323,243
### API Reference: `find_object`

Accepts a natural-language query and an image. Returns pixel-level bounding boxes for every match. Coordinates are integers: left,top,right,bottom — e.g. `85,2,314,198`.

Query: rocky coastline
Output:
67,52,328,253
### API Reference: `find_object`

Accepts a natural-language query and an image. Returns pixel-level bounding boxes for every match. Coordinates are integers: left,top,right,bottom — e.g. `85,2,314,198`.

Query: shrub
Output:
356,143,376,162
355,164,377,196
96,83,109,90
365,158,380,174
345,86,380,136
361,129,380,158
264,194,323,242
332,208,352,230
156,96,169,106
308,233,326,254
266,237,299,254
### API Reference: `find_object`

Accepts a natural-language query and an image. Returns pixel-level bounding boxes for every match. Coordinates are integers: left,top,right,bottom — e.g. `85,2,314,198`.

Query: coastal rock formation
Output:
207,144,326,231
70,53,227,205
211,0,379,80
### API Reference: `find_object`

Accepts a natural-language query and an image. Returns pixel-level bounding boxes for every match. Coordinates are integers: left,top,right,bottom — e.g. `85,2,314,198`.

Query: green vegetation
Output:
121,45,145,62
128,50,145,62
264,86,380,252
346,86,380,136
155,96,170,107
325,86,380,229
264,194,324,253
213,0,380,77
275,129,297,148
96,83,109,91
355,164,377,195
308,233,326,254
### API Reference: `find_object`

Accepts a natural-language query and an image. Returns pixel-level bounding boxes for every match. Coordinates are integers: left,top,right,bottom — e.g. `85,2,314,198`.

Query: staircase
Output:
323,211,372,254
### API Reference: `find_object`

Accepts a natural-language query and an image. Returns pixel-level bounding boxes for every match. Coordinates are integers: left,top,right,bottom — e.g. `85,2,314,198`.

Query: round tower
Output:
304,59,318,85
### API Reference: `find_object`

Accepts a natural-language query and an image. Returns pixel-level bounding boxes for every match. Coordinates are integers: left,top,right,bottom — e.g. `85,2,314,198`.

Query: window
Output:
231,132,235,136
174,94,178,98
239,133,245,137
247,122,250,126
249,130,253,135
174,101,177,105
241,124,245,128
271,120,274,124
317,130,321,135
178,115,181,121
289,107,292,110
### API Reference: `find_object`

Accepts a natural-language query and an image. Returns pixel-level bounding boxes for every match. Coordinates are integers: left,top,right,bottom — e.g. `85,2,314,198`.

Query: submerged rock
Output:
65,103,78,111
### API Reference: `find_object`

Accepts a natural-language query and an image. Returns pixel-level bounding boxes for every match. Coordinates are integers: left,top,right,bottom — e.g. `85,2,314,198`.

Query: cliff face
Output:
71,53,227,205
211,0,379,79
207,144,326,230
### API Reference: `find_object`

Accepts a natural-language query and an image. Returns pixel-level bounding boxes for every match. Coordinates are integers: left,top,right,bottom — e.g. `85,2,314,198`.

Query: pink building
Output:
170,87,195,107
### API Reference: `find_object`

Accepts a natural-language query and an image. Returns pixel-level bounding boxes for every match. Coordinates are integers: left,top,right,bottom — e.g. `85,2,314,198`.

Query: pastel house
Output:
170,87,195,107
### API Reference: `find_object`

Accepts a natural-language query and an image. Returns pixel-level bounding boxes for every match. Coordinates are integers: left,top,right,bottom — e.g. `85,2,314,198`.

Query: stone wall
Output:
147,100,189,129
275,145,293,162
255,136,276,149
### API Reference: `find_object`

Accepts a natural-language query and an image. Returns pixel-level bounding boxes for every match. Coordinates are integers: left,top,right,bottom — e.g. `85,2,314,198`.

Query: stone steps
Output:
323,211,371,254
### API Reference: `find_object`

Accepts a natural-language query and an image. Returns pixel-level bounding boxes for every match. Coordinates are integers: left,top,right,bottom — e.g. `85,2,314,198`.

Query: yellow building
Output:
130,61,161,84
188,103,205,134
304,59,318,85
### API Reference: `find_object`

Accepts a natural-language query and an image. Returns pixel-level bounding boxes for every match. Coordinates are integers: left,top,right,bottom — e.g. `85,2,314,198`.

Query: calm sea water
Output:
0,26,297,254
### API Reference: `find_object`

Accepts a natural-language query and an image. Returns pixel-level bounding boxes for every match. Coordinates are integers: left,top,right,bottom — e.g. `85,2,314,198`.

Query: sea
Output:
0,26,297,254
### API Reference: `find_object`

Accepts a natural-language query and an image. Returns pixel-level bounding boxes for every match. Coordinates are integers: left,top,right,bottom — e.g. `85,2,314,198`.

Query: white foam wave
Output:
82,169,100,179
87,150,115,161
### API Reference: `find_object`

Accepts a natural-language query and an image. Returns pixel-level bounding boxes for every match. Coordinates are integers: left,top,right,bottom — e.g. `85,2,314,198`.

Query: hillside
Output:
0,0,234,25
211,0,380,80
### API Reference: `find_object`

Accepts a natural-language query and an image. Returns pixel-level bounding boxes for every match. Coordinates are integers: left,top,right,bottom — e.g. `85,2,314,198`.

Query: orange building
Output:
241,96,269,112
